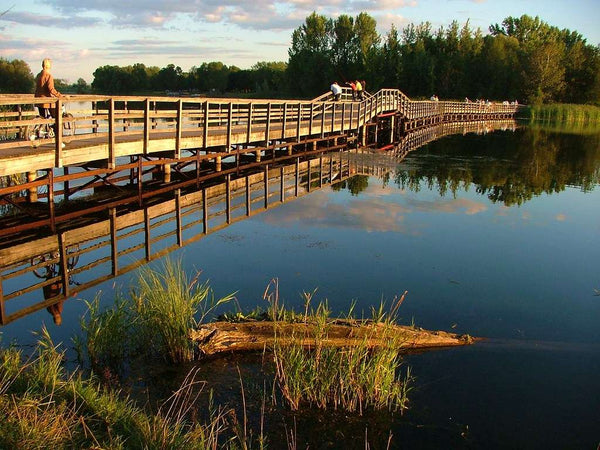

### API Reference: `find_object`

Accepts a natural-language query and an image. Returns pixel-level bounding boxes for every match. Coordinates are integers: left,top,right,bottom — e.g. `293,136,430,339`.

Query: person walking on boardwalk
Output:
346,80,357,100
35,58,63,120
330,81,342,101
355,80,363,100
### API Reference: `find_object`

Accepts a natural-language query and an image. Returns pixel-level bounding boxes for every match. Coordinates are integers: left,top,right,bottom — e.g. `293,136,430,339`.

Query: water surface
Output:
2,124,599,448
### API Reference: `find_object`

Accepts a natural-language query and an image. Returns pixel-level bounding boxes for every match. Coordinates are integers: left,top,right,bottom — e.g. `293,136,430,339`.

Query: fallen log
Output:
191,319,479,357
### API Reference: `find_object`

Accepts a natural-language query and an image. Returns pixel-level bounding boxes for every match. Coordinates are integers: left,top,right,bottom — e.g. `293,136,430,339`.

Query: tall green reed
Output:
271,290,412,414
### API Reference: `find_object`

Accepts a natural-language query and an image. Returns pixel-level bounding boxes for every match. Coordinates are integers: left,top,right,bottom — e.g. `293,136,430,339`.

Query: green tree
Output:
0,58,35,93
287,12,334,97
331,15,358,80
523,41,566,104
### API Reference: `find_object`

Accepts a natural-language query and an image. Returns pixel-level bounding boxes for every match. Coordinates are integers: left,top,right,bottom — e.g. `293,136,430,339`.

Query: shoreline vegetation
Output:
525,103,600,124
0,259,479,447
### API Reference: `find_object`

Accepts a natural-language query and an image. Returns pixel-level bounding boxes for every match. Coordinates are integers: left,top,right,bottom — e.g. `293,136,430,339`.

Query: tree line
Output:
1,13,598,105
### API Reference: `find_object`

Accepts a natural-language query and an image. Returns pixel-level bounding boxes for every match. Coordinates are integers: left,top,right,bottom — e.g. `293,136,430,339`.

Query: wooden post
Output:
265,102,272,144
226,175,231,224
246,102,253,144
58,233,69,297
0,276,5,325
110,208,118,276
227,102,233,152
203,101,210,150
175,99,183,159
164,163,171,182
144,209,151,261
320,103,325,138
175,189,183,245
55,98,63,167
143,99,150,155
295,157,299,197
202,188,208,234
280,166,285,202
282,103,287,139
27,171,38,202
296,103,301,143
245,175,251,216
263,165,269,209
48,169,56,233
108,98,116,169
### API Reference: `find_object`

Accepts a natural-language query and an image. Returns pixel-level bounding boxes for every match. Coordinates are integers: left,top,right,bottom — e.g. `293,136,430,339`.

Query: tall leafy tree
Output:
0,58,35,93
287,12,334,97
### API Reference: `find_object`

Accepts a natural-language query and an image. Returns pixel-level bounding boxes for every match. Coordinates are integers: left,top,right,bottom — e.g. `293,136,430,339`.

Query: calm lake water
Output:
2,123,599,448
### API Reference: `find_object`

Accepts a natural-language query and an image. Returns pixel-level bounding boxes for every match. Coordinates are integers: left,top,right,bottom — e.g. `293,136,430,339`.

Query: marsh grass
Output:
268,282,413,414
0,331,237,449
526,103,600,124
134,258,235,363
76,258,236,376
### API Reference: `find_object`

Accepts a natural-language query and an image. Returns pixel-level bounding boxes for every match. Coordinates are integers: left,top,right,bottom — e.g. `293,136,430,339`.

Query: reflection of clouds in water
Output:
260,190,487,233
496,206,510,217
406,197,487,215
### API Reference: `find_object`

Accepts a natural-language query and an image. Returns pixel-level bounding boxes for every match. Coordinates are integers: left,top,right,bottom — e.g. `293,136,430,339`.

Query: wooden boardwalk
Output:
0,88,519,178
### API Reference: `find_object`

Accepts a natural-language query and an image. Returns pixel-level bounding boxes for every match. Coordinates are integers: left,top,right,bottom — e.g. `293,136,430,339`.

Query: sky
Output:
1,0,599,83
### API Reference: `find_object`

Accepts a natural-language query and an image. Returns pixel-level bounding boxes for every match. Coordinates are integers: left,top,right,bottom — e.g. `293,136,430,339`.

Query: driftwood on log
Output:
191,319,478,357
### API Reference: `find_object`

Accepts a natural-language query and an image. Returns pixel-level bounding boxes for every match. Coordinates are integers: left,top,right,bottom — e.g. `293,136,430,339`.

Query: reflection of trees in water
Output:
394,128,600,206
332,175,370,196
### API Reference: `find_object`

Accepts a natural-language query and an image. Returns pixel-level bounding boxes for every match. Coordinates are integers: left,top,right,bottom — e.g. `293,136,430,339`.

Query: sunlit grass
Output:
526,103,600,124
0,332,232,449
265,280,413,414
132,258,235,363
76,257,236,379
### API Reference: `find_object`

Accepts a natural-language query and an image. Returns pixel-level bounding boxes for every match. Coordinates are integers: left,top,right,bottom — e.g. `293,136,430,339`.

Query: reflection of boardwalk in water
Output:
0,119,518,325
0,152,357,324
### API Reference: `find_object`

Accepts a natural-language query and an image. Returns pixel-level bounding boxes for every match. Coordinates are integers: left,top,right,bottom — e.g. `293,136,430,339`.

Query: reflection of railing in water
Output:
0,151,359,325
0,119,519,325
393,119,519,158
350,119,520,171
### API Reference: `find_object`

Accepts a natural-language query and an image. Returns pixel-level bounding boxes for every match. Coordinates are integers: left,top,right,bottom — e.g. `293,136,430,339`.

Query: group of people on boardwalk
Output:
330,79,366,101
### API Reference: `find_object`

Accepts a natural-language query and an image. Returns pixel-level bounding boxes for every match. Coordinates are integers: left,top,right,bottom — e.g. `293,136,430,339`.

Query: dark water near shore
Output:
2,124,599,448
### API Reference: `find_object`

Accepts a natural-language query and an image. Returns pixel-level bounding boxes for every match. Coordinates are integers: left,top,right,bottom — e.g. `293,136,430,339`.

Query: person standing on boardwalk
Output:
346,81,357,100
355,80,363,100
35,58,63,120
330,81,342,101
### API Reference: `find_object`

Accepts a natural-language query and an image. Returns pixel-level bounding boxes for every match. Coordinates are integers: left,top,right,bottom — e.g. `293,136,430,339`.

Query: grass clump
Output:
132,258,234,363
76,257,235,379
268,282,413,414
0,331,234,449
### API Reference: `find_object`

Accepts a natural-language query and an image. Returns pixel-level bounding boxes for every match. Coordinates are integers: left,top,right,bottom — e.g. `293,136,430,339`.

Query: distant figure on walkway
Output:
355,80,363,100
35,58,63,120
430,94,439,102
346,81,357,101
330,81,342,101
